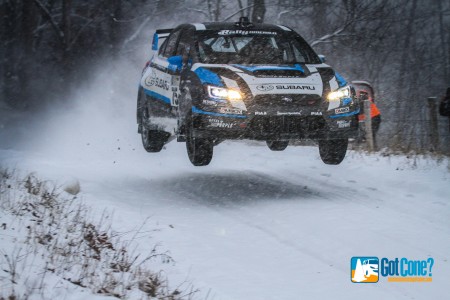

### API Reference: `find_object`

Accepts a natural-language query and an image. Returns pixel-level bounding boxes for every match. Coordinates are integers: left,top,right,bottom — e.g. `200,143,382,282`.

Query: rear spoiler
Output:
156,28,173,35
152,28,173,51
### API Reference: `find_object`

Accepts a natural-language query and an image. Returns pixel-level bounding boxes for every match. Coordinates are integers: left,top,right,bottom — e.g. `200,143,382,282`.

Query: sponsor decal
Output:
218,30,277,36
254,111,267,116
219,107,243,115
335,107,350,114
311,111,323,116
172,91,179,106
202,100,218,106
144,72,155,86
275,85,316,90
145,74,169,90
256,74,300,78
351,256,434,283
336,120,351,128
256,85,274,92
208,118,234,128
276,111,302,116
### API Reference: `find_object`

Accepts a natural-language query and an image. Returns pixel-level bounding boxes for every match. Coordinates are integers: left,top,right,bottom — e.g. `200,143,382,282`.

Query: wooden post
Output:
364,99,374,152
427,97,439,151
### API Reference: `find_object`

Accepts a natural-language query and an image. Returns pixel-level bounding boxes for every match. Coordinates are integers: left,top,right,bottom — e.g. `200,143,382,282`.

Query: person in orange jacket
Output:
357,92,381,134
351,81,382,146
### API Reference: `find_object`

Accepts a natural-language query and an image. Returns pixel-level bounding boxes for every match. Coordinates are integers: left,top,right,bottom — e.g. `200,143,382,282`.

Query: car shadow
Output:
151,169,319,206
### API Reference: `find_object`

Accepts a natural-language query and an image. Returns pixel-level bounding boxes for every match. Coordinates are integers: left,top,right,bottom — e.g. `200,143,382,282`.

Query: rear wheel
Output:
137,88,145,127
140,109,167,153
185,115,213,166
266,140,289,151
318,139,348,165
142,128,166,153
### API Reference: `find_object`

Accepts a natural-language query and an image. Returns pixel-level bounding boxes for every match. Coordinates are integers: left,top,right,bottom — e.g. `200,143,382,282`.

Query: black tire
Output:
318,139,348,165
140,108,166,153
185,116,213,166
266,140,289,151
141,128,166,153
137,88,145,125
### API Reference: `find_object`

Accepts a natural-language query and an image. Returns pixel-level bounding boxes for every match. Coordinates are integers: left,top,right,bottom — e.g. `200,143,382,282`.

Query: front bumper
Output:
191,107,359,141
192,91,360,140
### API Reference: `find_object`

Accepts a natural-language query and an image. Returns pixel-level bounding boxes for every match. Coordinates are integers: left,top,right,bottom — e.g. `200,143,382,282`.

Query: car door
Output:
171,28,193,108
142,28,181,117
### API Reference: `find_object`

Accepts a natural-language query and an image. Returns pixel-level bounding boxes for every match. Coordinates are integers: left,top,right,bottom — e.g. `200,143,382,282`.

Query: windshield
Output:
195,30,321,65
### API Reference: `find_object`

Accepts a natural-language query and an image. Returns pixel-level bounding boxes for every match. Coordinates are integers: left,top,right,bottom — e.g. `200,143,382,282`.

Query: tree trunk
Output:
396,0,417,98
214,0,222,21
237,0,245,17
2,1,19,107
19,0,36,108
436,0,449,85
312,0,327,39
342,0,357,35
395,0,417,138
207,0,213,21
247,0,253,18
109,0,122,57
252,0,265,23
61,0,72,69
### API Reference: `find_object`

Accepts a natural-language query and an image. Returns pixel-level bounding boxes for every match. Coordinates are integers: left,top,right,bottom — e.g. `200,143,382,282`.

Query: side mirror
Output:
168,55,183,72
318,54,326,63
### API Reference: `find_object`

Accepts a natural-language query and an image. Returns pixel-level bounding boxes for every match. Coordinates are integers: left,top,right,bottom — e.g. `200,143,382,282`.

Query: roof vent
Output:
235,17,253,28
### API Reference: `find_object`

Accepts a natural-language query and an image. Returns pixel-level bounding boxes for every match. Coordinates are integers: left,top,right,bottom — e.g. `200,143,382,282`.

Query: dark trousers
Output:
371,115,381,149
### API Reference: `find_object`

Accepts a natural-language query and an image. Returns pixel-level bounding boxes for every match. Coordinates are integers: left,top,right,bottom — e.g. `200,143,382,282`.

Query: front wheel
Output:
186,116,213,166
318,139,348,165
266,140,289,151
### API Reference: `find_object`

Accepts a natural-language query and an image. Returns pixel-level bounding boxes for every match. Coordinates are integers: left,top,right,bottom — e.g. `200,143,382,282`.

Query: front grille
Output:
249,94,322,108
249,116,326,134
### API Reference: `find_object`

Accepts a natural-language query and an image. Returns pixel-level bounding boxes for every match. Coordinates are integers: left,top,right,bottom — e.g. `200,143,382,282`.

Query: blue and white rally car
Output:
137,17,359,166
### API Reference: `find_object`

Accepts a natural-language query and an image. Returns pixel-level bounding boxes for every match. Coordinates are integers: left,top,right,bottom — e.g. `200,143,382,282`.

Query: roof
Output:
195,22,290,31
157,17,293,34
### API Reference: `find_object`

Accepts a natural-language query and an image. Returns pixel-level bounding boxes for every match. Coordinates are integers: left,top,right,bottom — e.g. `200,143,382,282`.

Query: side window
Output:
158,39,168,56
175,30,192,61
162,30,181,58
292,44,306,63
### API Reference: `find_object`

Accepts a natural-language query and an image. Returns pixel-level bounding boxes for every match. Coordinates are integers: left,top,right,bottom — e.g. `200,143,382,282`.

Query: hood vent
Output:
317,68,335,82
252,69,308,78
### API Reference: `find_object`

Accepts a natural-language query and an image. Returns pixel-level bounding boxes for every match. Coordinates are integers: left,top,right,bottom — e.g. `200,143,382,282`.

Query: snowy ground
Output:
1,65,449,299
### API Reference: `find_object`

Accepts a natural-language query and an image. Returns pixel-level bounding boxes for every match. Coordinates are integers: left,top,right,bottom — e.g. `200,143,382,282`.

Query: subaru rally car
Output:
137,17,359,166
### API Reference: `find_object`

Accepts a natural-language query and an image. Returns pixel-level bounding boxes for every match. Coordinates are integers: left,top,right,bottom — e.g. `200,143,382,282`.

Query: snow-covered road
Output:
1,137,449,299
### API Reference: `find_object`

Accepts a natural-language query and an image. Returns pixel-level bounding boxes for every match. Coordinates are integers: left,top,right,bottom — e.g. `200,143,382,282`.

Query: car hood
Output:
191,63,329,97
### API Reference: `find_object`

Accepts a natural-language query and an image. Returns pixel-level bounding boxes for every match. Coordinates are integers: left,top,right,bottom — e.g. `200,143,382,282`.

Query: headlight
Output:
208,86,242,101
327,85,351,101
